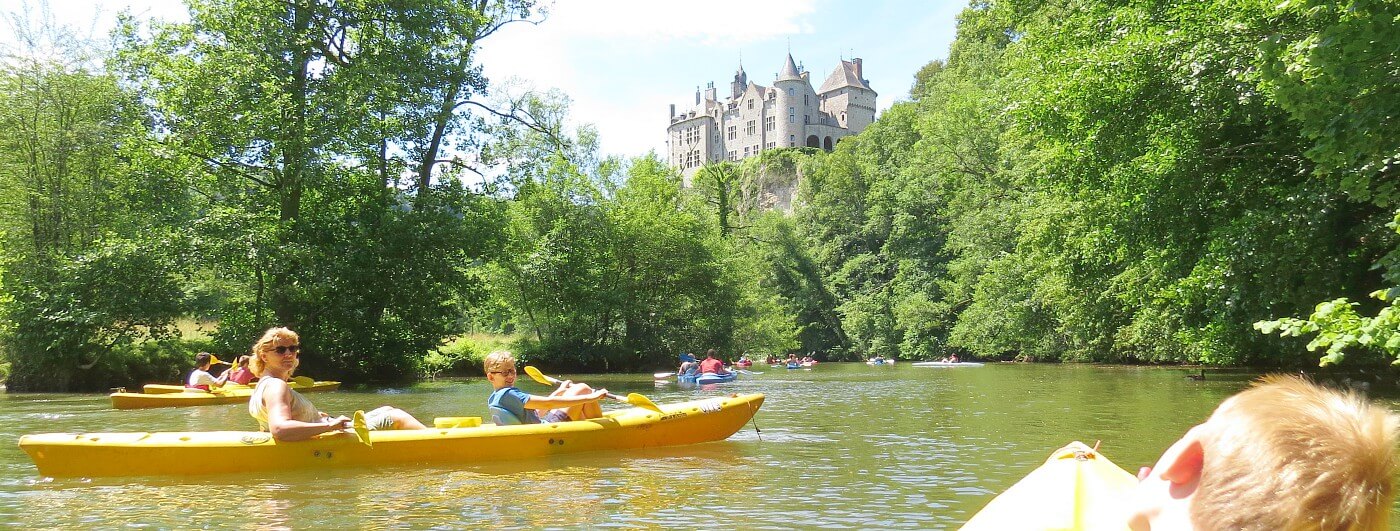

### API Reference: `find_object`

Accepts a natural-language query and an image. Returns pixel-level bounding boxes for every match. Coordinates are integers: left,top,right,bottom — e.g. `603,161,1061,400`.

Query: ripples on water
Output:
0,365,1393,528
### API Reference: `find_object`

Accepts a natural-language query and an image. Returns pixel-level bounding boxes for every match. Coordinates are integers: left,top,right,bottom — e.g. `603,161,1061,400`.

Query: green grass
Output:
424,332,525,378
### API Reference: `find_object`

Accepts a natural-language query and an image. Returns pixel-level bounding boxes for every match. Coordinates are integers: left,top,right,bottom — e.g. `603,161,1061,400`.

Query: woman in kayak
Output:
483,350,607,425
1126,374,1397,530
247,327,426,441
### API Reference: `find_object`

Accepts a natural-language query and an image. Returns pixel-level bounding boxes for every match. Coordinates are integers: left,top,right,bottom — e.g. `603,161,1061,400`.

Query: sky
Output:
4,0,966,159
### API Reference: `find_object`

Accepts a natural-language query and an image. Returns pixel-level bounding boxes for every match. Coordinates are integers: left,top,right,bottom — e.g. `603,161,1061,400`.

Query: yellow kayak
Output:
961,441,1138,530
22,393,765,477
140,376,329,394
110,380,341,409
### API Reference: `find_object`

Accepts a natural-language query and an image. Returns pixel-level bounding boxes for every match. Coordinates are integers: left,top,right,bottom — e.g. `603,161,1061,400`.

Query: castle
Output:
667,54,877,183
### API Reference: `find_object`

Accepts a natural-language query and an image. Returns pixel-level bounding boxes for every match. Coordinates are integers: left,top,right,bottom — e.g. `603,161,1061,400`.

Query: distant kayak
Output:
961,441,1136,530
785,363,802,369
679,372,737,385
911,361,984,367
111,380,341,409
865,359,896,365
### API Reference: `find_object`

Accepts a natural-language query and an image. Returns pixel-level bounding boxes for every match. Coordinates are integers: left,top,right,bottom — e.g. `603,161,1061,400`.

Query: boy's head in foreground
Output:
1128,374,1398,530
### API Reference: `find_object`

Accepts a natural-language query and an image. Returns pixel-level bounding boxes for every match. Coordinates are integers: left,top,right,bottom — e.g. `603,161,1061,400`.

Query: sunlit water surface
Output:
1,364,1395,528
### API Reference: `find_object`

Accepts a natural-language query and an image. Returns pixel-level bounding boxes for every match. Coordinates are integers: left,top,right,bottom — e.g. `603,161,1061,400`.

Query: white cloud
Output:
541,0,816,44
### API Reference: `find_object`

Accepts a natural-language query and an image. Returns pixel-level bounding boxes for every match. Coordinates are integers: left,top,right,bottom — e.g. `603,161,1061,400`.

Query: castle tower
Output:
817,58,878,133
730,65,748,100
772,53,807,149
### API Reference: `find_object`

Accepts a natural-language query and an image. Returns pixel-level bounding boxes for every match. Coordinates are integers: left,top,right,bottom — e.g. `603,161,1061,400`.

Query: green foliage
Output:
1256,214,1400,366
2,233,192,391
107,0,521,383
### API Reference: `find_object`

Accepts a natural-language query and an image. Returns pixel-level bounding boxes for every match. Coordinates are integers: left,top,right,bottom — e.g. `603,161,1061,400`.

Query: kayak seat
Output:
489,406,524,426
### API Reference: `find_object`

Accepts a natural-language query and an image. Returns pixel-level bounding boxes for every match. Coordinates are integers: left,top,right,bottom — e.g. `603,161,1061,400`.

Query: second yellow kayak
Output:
110,380,341,409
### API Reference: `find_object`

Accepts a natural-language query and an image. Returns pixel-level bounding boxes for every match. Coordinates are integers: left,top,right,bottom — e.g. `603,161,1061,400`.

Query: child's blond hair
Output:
483,350,516,375
1192,374,1398,530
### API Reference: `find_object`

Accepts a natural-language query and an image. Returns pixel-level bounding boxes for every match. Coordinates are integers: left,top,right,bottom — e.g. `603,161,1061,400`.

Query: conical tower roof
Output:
777,53,802,81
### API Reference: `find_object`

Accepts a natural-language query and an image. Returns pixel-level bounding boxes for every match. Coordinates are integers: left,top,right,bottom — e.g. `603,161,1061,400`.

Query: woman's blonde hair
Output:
1192,374,1398,530
248,327,300,377
483,350,516,374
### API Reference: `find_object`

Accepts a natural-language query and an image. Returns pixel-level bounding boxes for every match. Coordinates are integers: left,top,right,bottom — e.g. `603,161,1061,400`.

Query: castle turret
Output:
730,66,748,100
777,53,802,82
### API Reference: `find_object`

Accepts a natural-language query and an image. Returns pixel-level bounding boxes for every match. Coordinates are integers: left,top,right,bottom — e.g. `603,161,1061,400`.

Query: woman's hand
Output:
324,415,351,431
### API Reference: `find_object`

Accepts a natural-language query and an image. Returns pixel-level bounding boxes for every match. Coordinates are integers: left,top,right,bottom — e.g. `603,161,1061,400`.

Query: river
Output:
0,363,1394,528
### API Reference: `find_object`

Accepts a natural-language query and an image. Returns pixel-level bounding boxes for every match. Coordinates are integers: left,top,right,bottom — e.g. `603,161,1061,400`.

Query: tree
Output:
112,0,529,381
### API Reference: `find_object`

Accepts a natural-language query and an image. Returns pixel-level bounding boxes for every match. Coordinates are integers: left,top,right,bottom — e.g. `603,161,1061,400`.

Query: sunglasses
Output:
275,344,301,355
489,368,516,376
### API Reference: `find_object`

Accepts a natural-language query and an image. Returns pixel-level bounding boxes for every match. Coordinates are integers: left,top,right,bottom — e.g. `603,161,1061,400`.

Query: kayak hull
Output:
110,381,341,409
960,441,1137,530
22,393,765,478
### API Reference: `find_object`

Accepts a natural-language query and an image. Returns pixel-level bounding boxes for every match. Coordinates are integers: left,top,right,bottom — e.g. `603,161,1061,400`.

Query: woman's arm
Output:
261,379,348,441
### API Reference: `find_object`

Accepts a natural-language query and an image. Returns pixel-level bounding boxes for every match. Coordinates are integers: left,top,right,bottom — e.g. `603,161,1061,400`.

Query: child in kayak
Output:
224,355,256,385
247,327,426,441
186,352,229,391
483,350,607,425
1126,374,1397,530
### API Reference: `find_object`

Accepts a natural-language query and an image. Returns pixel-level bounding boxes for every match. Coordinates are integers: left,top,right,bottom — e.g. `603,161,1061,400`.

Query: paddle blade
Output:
523,365,556,385
653,372,676,379
209,354,229,366
626,393,664,414
291,376,314,387
352,410,372,447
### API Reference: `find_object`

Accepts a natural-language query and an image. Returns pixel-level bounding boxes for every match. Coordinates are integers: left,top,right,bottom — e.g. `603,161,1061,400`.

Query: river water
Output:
0,363,1393,528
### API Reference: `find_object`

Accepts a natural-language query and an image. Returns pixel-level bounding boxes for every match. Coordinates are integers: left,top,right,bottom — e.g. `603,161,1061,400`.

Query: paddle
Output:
523,366,664,414
735,369,764,375
653,372,676,379
351,410,372,447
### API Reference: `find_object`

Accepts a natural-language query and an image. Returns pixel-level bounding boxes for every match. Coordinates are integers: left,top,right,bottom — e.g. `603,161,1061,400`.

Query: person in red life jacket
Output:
225,355,256,385
698,349,730,375
186,352,229,391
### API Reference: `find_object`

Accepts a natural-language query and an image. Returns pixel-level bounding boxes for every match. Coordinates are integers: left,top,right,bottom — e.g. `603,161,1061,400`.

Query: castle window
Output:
804,115,810,124
727,125,736,140
728,150,736,161
746,120,756,135
788,88,794,96
789,135,796,147
743,146,750,157
804,94,808,105
747,99,754,110
764,116,775,131
765,141,775,149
